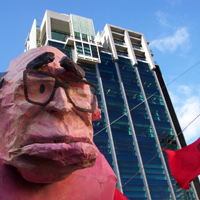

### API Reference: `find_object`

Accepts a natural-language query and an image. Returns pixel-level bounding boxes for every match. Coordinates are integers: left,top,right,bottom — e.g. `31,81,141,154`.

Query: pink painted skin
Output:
0,46,117,199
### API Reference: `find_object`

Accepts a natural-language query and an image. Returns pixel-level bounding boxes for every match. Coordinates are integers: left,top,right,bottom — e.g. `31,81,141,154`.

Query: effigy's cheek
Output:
72,109,93,127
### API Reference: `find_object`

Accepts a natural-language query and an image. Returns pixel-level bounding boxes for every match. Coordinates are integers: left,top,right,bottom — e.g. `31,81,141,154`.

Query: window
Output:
114,39,125,46
117,51,128,57
74,31,80,40
83,43,91,56
132,44,141,50
136,56,146,61
51,30,68,42
91,45,98,58
76,42,83,55
82,33,88,42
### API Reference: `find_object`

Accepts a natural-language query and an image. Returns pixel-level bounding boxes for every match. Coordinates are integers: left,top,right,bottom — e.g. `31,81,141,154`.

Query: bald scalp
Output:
4,46,68,84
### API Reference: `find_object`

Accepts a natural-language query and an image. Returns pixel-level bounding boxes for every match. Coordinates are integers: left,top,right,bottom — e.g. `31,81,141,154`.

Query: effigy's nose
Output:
46,87,73,114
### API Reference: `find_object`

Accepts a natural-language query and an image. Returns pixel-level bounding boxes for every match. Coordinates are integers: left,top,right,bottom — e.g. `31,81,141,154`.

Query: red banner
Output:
114,188,128,200
163,138,200,189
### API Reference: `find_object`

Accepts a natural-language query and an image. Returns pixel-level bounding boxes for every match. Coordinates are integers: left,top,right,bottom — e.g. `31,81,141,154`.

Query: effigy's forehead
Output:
5,46,66,83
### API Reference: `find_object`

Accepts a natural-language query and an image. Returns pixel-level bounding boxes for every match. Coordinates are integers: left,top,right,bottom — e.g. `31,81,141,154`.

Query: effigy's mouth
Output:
9,142,98,167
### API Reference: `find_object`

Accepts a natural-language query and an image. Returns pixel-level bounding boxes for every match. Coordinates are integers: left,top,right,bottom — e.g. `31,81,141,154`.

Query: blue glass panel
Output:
83,43,91,56
99,52,145,197
74,31,80,40
76,42,83,55
91,45,98,58
51,30,68,42
117,57,171,198
82,33,88,42
136,61,195,198
47,41,72,59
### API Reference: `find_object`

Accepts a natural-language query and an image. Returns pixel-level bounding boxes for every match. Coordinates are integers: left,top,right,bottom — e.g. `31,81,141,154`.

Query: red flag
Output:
114,188,128,200
163,137,200,189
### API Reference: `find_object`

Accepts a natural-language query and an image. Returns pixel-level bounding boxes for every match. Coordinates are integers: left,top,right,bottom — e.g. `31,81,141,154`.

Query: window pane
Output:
91,45,98,58
74,31,80,40
82,33,88,42
76,42,83,55
83,43,91,56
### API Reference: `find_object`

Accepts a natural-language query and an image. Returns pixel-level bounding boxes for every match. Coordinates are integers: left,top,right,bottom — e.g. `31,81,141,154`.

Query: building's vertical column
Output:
95,63,123,192
124,30,137,66
141,34,155,71
70,15,75,39
191,183,199,200
135,67,176,200
104,25,118,61
114,62,152,200
46,11,51,41
153,70,199,200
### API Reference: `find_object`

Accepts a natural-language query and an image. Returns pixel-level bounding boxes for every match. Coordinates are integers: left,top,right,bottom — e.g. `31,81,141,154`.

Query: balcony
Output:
150,49,154,56
136,56,146,61
117,51,129,57
112,31,124,41
132,44,141,50
114,39,126,46
51,30,70,42
76,53,100,64
130,36,141,45
65,35,74,46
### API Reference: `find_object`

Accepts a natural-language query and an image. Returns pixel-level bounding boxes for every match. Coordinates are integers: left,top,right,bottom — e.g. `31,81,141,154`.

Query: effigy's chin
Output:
4,142,98,183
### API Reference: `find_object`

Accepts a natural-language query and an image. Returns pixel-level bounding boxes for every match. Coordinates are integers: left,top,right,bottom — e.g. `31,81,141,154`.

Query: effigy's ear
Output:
92,108,101,121
92,99,101,121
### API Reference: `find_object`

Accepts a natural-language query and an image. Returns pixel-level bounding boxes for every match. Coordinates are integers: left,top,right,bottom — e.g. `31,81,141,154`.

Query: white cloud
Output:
150,27,189,53
169,85,200,144
178,96,200,144
178,85,191,96
166,0,181,6
156,11,169,27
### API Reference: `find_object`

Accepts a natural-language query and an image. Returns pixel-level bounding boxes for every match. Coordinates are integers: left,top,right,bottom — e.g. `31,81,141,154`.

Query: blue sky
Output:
0,0,200,144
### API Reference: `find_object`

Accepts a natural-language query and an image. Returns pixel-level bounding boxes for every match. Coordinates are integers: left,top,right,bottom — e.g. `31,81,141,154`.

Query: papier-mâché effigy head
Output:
0,46,101,183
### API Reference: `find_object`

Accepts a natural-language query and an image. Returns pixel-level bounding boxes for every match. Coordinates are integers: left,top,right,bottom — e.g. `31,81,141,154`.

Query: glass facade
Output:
136,61,195,199
117,57,170,199
51,30,69,42
99,54,146,200
83,43,91,57
76,41,83,55
91,45,98,58
47,41,74,60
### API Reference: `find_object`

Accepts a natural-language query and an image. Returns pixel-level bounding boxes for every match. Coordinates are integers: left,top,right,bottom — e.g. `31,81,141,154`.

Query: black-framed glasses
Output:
23,69,97,113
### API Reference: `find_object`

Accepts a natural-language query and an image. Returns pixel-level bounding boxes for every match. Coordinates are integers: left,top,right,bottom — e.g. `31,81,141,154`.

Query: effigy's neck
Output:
0,152,117,200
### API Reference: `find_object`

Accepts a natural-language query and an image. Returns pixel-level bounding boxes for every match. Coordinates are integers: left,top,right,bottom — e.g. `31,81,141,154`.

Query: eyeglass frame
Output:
23,69,97,113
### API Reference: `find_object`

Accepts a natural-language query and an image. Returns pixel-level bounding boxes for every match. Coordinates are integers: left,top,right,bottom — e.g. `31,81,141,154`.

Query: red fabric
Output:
114,188,128,200
163,137,200,189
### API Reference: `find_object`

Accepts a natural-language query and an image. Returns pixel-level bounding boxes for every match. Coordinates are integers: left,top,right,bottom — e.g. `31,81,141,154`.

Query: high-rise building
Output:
25,10,200,200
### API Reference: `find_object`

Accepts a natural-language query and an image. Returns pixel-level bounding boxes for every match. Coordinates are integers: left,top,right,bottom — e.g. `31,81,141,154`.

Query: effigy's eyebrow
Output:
26,52,85,79
26,52,55,70
59,56,85,79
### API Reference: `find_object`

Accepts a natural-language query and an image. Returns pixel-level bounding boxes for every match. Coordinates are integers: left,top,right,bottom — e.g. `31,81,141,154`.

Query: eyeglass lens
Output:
67,81,95,110
26,72,55,104
26,72,95,110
